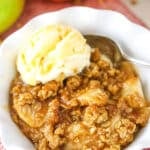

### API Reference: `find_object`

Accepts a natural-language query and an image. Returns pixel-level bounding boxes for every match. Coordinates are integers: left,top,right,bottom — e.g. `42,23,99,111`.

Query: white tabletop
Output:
122,0,150,28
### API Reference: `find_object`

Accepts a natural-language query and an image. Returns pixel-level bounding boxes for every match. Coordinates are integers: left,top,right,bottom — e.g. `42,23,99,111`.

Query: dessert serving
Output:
9,24,150,150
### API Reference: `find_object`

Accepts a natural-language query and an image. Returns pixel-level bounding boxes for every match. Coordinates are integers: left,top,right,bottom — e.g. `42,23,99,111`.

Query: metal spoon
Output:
84,35,150,67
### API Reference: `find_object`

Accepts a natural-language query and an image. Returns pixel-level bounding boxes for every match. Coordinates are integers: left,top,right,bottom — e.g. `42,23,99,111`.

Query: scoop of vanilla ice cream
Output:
17,24,91,85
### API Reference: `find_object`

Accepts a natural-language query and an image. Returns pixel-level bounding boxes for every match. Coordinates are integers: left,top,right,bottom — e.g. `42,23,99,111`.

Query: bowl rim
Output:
0,6,150,150
1,6,150,48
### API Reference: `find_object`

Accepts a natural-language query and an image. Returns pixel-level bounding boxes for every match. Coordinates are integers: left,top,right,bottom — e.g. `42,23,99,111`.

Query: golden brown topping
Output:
66,75,81,90
10,48,150,150
83,106,108,126
38,80,60,101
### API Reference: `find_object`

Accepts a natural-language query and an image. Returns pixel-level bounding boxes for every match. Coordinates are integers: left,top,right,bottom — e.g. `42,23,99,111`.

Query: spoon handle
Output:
125,56,150,67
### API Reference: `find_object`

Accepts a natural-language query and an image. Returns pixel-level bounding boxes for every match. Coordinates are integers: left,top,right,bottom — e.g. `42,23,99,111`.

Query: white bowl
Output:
0,7,150,150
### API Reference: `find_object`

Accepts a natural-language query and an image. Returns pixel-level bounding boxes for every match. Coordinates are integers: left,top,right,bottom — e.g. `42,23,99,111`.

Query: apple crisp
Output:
10,48,150,150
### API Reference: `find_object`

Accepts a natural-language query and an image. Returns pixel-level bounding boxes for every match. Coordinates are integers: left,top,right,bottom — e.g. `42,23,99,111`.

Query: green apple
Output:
0,0,25,34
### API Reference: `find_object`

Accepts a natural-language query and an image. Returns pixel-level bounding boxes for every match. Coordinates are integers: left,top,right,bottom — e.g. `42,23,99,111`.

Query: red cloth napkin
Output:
0,0,148,149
